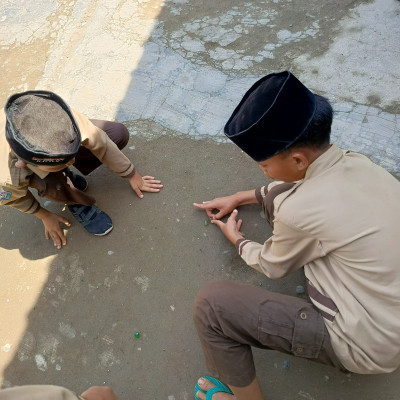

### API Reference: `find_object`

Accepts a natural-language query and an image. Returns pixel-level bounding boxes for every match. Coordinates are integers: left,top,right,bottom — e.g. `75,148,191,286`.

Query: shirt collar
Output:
27,164,49,179
304,144,343,180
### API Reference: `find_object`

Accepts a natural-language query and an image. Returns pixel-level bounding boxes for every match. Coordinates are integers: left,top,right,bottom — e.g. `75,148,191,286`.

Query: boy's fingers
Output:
147,183,163,189
134,187,144,198
229,209,239,221
59,216,71,226
211,219,223,227
145,187,161,193
207,210,217,219
213,211,226,220
193,202,207,209
237,219,243,230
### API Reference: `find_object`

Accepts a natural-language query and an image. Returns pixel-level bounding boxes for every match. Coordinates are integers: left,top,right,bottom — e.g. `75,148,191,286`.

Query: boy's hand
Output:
211,209,244,245
193,195,239,220
80,386,119,400
129,171,163,198
35,208,70,249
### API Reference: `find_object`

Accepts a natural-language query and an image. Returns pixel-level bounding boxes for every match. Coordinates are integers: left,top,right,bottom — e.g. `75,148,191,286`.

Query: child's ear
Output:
15,160,27,169
291,151,310,172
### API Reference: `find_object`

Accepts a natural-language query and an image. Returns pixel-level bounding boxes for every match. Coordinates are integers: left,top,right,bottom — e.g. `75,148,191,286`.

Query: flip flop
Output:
195,376,233,400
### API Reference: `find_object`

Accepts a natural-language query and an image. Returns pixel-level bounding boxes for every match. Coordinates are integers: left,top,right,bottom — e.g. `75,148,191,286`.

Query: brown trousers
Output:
193,183,346,388
28,120,129,206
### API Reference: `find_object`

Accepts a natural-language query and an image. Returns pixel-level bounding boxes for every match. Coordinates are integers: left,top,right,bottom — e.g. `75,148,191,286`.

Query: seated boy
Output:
0,91,163,249
193,71,400,400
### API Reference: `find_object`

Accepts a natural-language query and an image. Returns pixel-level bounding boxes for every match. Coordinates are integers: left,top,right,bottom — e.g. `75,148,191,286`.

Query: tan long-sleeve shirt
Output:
0,108,134,213
237,144,400,374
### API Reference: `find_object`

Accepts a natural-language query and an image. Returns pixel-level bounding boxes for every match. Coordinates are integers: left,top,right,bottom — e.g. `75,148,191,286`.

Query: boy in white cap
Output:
1,91,162,249
194,71,400,400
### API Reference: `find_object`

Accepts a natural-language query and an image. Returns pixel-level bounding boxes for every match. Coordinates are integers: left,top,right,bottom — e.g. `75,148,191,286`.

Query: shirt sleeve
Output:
236,219,326,279
71,108,135,178
0,385,81,400
0,182,40,214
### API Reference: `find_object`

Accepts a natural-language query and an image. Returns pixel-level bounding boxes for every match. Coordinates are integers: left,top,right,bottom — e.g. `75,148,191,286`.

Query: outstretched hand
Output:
129,170,163,198
35,208,70,249
193,195,239,220
210,209,244,245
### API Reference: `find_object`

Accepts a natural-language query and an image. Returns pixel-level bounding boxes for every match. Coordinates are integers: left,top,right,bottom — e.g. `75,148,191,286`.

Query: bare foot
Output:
196,378,236,400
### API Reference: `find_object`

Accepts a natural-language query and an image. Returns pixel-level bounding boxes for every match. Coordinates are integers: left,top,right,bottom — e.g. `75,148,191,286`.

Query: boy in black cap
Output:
0,91,162,249
193,71,400,400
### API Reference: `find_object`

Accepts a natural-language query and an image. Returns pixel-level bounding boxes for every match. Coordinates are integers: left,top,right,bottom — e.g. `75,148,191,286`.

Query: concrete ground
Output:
0,1,399,399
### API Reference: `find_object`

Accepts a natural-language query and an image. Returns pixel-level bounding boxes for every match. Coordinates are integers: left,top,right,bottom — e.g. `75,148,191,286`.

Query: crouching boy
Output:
0,91,162,249
193,71,400,400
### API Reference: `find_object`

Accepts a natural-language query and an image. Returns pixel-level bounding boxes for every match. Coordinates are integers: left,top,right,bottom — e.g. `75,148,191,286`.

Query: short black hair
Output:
286,94,332,151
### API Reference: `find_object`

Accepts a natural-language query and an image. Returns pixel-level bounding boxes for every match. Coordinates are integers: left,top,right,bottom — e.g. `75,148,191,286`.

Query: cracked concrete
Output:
1,0,400,399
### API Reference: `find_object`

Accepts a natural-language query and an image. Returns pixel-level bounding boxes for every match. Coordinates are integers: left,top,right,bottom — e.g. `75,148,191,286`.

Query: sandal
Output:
195,376,233,400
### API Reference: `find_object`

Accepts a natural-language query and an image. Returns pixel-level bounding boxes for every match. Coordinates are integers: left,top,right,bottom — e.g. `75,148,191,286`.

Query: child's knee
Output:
193,281,236,328
116,123,129,149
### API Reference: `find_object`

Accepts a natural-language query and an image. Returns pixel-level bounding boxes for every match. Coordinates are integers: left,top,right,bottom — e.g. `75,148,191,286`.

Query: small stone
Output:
296,285,305,294
283,359,290,370
204,219,210,226
135,332,141,339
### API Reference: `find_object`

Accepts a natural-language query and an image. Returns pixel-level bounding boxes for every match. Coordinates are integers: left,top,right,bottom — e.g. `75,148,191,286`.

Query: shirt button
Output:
300,312,307,320
296,347,304,354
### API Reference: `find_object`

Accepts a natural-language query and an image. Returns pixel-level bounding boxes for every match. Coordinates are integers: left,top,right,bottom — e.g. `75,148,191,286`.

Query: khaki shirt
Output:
0,108,134,213
237,145,400,374
0,385,83,400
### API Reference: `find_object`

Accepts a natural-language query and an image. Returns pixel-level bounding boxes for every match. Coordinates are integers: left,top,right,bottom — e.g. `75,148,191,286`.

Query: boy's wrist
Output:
34,207,49,219
234,190,257,207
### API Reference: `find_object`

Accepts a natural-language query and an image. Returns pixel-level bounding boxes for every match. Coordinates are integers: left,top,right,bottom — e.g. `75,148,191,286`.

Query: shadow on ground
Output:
2,136,400,400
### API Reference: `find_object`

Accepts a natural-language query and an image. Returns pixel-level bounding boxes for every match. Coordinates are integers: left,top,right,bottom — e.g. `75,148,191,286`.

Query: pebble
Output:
283,359,290,370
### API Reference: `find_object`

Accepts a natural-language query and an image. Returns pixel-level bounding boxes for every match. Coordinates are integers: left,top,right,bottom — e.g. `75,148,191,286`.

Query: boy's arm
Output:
71,108,135,178
1,183,70,249
237,219,325,279
0,182,40,214
193,189,259,220
71,108,163,197
212,209,324,279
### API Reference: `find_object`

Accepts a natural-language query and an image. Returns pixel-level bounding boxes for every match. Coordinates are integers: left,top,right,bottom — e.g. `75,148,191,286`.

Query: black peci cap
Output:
224,71,316,161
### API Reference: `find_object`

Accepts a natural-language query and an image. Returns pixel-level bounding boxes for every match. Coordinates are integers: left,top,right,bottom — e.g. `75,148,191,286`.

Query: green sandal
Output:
195,376,233,400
